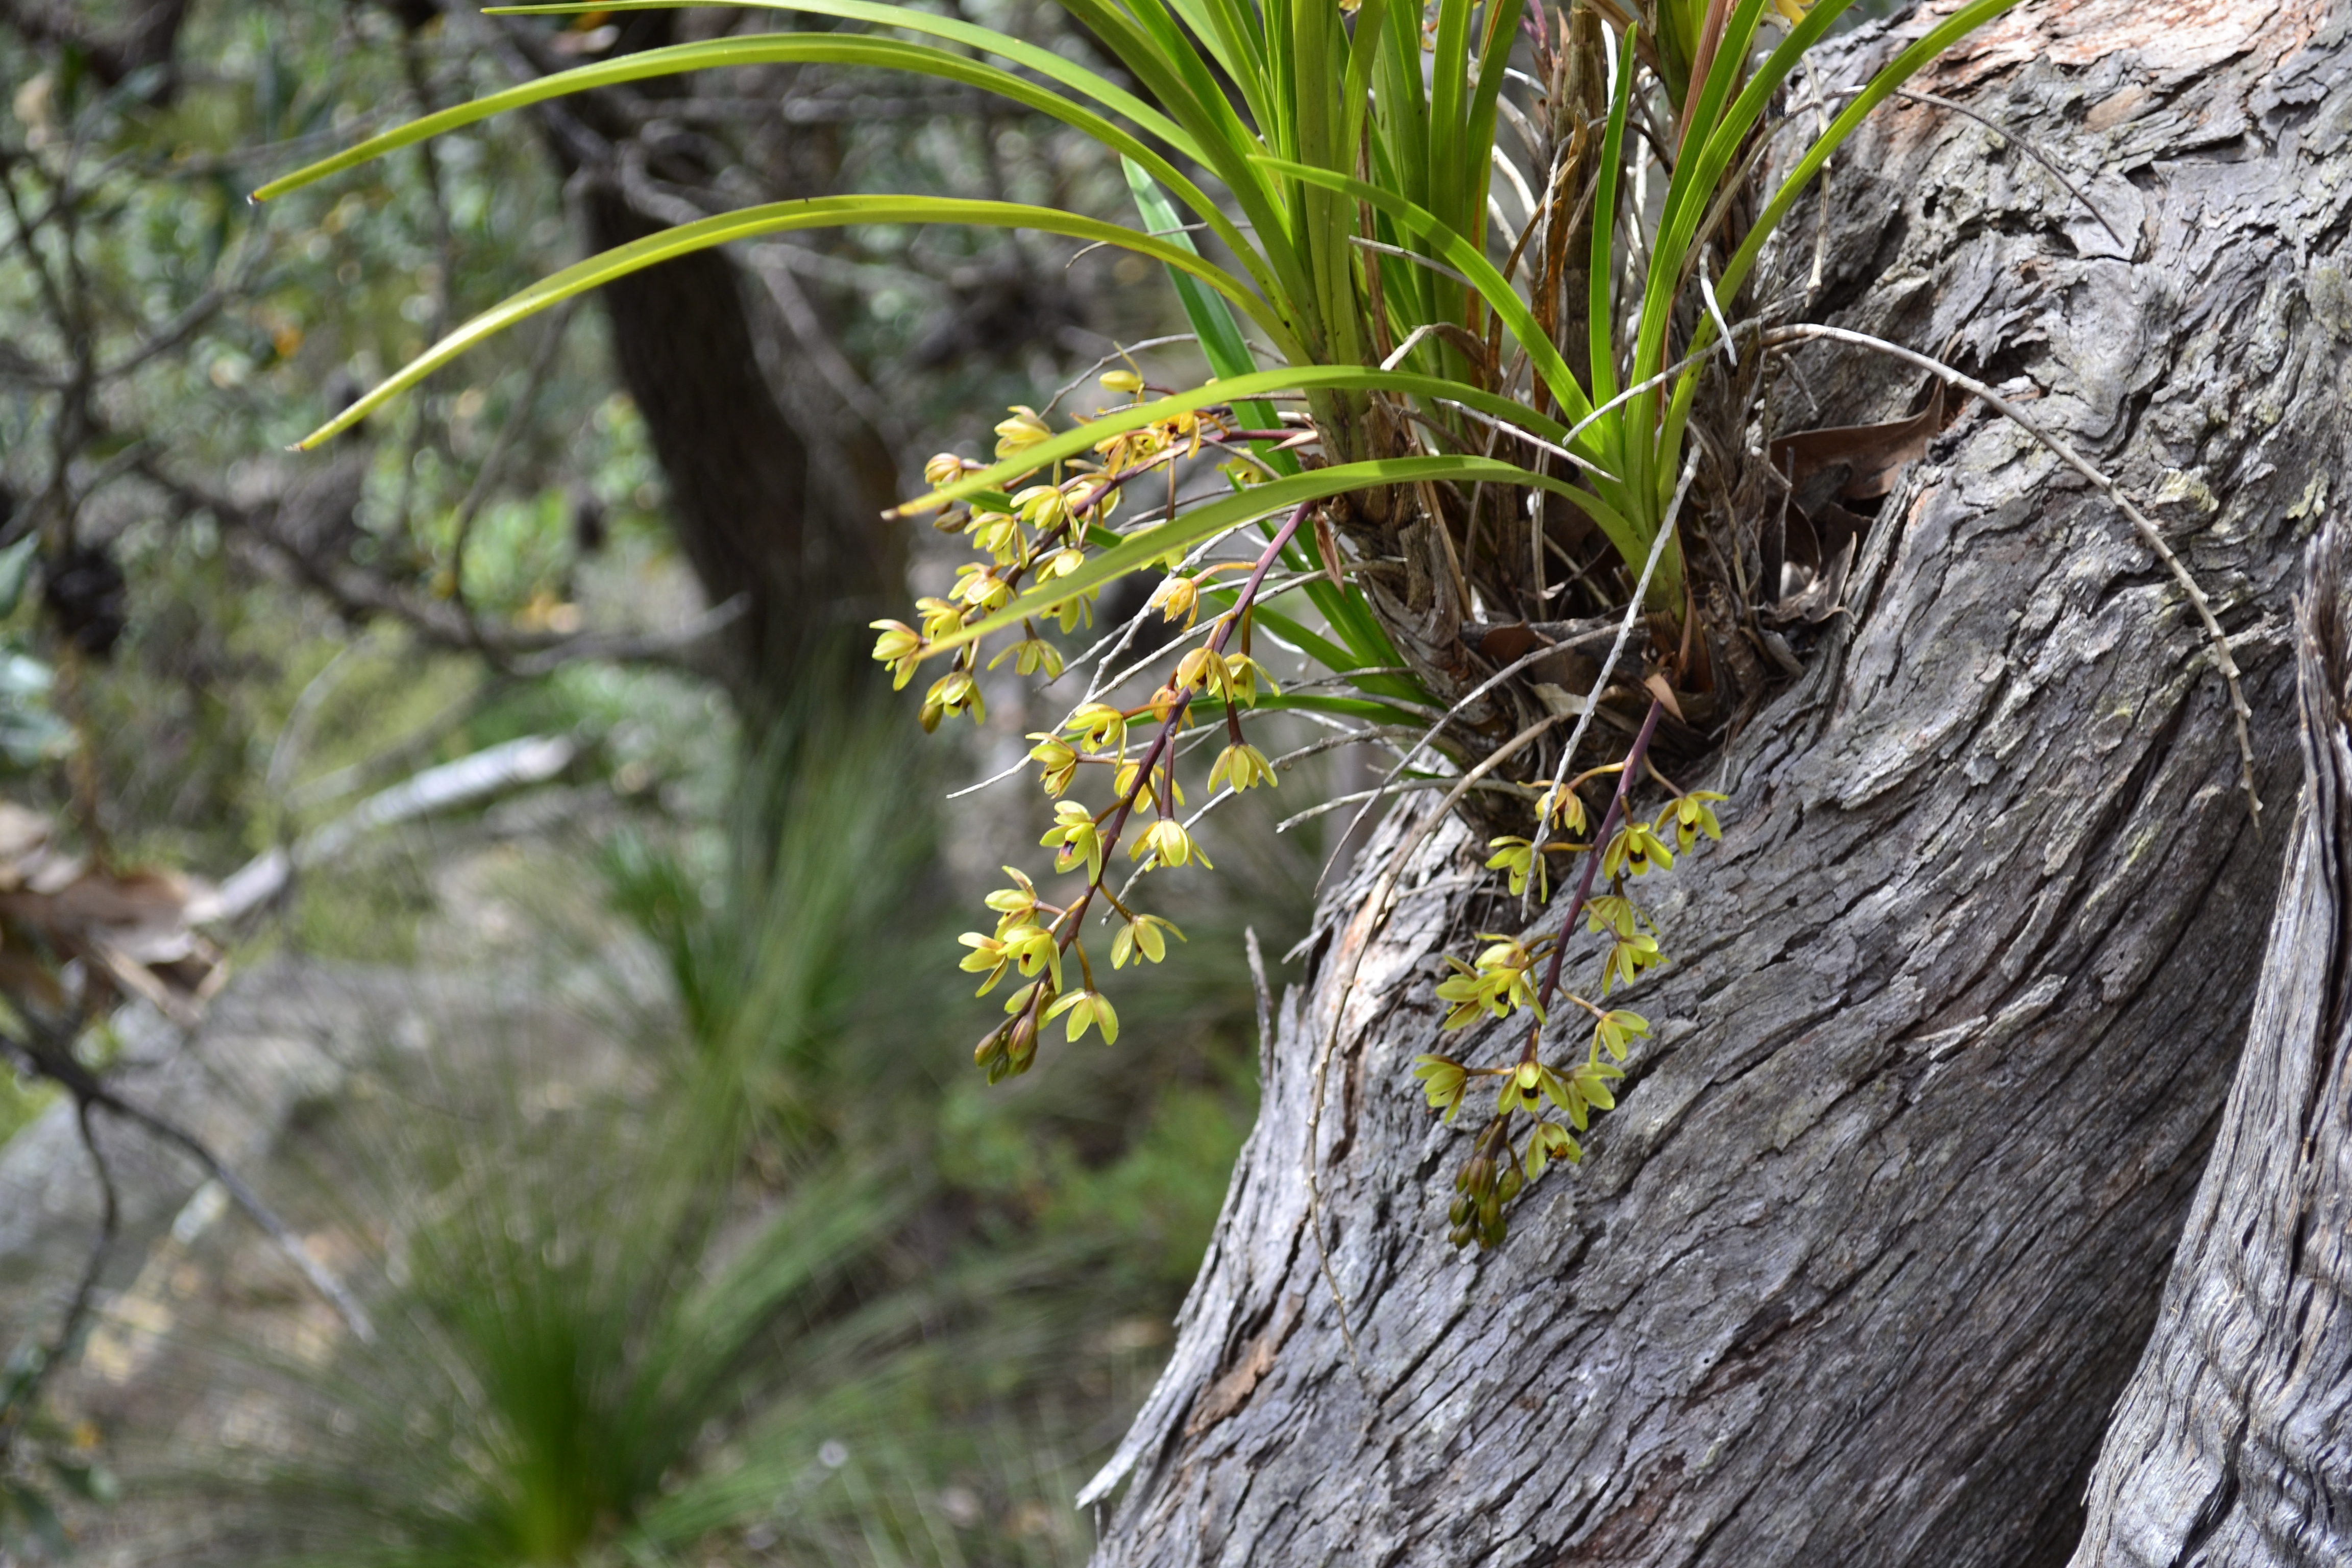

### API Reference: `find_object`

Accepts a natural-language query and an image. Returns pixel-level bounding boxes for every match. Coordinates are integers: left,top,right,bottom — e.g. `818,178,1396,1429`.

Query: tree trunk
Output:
1086,6,2351,1564
510,7,904,721
2066,530,2352,1563
582,186,903,717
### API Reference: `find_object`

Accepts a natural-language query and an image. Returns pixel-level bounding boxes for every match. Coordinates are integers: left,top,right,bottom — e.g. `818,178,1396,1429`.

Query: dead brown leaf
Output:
0,800,223,1027
1769,380,1948,503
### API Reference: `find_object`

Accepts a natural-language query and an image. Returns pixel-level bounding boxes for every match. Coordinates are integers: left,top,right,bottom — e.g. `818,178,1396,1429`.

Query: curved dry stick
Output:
1762,322,2259,828
0,1100,119,1467
83,1090,376,1343
1780,83,2126,252
1891,87,2126,248
54,1099,120,1368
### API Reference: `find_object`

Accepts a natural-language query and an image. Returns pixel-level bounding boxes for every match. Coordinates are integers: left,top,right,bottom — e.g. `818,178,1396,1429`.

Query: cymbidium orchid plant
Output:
259,0,2015,1245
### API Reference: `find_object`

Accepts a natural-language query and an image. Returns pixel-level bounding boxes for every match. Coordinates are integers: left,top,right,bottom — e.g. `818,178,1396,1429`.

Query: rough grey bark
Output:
2067,528,2352,1562
1087,5,2352,1565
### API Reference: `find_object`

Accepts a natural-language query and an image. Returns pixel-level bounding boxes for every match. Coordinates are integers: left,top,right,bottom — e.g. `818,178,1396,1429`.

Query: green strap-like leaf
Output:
485,0,1305,312
1650,0,1771,258
1629,0,1773,506
1338,0,1390,172
926,454,1617,657
1120,159,1320,647
1644,0,2025,501
488,0,1322,322
1636,0,1795,390
288,196,1281,449
1462,0,1529,241
1587,22,1635,414
902,362,1609,513
258,33,1273,309
1253,158,1597,431
1161,0,1272,132
480,0,1199,160
1121,160,1287,437
1091,0,1294,244
1428,0,1473,233
1720,0,2025,303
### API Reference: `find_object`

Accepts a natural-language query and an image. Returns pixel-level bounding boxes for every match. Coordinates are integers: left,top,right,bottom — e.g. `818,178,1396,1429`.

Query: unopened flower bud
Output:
993,405,1052,459
1006,1009,1039,1070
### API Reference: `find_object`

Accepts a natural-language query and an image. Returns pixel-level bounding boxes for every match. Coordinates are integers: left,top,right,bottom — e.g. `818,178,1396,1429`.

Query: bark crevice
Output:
2070,521,2352,1566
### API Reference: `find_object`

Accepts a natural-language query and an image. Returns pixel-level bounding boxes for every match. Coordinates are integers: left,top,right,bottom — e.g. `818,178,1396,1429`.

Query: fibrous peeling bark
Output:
2068,527,2352,1564
1087,5,2352,1564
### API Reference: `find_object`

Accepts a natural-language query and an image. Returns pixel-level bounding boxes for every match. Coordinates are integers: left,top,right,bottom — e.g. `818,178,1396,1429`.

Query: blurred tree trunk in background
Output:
580,185,903,720
1084,9,2352,1565
490,4,905,723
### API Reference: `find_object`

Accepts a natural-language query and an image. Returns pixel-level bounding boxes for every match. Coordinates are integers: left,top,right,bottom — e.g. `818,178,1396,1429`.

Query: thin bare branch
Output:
2,1025,374,1342
86,1089,375,1342
1762,322,2258,827
0,1097,119,1468
1524,451,1700,901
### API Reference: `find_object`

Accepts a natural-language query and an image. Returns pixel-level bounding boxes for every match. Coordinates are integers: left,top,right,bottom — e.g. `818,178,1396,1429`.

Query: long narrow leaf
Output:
494,0,1306,309
1284,0,1360,370
1586,25,1635,412
1122,163,1257,385
291,197,1284,448
1462,0,1530,244
927,454,1622,656
1338,0,1390,170
1635,0,1772,382
1121,158,1293,475
483,0,1197,158
901,363,1601,514
1254,158,1597,428
1428,0,1474,236
1651,0,1770,249
257,34,1267,307
1099,0,1293,237
1161,0,1273,131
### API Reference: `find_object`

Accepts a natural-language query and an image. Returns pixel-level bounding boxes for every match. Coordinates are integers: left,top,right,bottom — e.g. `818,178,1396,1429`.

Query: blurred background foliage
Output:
0,1,1339,1562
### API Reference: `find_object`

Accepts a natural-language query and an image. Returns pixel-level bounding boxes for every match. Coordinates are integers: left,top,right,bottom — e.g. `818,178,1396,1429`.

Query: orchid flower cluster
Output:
1415,706,1726,1250
871,373,1312,1084
251,0,2018,1261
